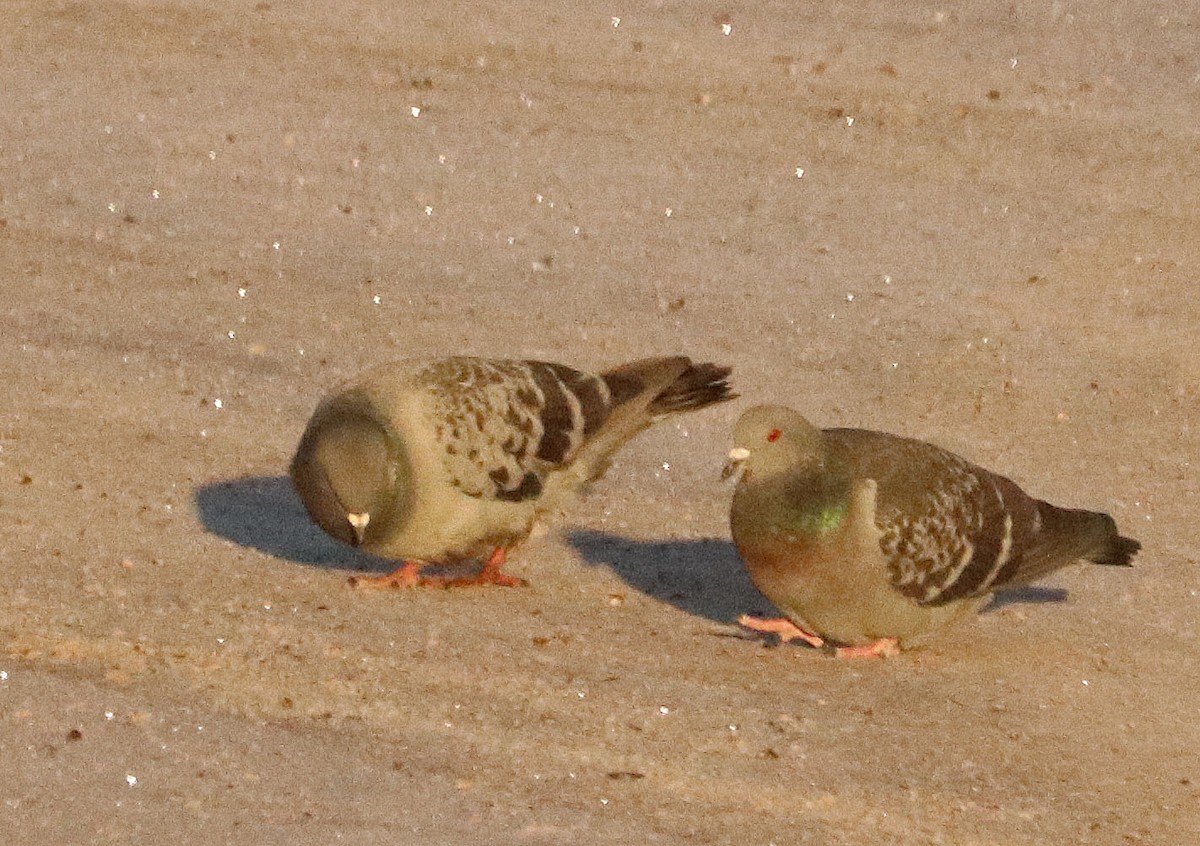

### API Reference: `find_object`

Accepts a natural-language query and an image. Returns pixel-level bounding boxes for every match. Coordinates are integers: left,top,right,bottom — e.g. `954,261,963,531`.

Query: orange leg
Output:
349,560,444,589
350,548,528,590
737,616,900,658
441,547,528,588
834,638,900,659
737,614,826,649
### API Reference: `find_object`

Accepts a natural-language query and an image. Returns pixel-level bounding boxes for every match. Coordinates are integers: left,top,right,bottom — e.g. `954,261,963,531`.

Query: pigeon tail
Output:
1040,503,1140,568
1092,533,1141,568
647,361,737,415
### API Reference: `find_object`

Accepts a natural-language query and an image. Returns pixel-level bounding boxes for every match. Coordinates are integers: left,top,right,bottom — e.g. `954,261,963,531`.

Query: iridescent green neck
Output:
739,471,852,540
776,498,849,536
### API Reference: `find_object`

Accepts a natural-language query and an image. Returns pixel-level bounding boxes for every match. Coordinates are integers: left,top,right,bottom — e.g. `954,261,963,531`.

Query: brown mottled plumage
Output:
291,355,735,587
724,405,1139,656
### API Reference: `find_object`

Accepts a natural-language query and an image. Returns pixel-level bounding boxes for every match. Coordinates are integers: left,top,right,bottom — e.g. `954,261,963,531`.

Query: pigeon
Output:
291,355,736,587
723,404,1139,657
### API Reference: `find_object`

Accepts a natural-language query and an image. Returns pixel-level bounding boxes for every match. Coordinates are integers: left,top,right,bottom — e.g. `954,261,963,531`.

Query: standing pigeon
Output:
291,355,735,587
723,404,1139,657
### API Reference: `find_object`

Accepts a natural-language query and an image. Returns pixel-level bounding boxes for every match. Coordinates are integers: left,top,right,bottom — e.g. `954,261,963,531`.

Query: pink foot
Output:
349,560,441,589
350,547,530,588
834,638,900,659
737,614,826,649
441,547,528,588
350,549,528,590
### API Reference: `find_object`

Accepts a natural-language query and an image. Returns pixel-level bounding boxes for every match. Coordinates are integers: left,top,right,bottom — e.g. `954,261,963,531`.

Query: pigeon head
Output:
724,404,824,482
290,394,410,549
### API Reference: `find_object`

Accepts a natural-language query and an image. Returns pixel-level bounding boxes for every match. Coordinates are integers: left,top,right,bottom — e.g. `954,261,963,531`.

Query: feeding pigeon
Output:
292,355,735,587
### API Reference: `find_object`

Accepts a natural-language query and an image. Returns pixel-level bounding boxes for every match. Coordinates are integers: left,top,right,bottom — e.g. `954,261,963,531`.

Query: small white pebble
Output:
0,670,8,681
846,293,855,302
372,295,382,305
237,287,247,298
125,775,138,787
108,203,117,212
846,116,855,126
263,604,272,611
424,206,433,216
213,398,224,409
410,106,421,117
577,691,586,699
728,724,737,732
208,150,216,160
1082,679,1090,686
664,207,673,217
795,167,805,178
721,23,732,35
105,711,115,720
227,331,236,340
151,189,160,200
611,16,620,27
659,706,670,715
600,798,609,806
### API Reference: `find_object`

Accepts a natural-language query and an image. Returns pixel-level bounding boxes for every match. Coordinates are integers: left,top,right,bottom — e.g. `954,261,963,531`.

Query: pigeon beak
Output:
347,511,371,546
722,447,751,481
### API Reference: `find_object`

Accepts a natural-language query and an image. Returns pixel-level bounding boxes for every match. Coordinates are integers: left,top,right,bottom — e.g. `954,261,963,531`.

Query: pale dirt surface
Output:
2,1,1198,843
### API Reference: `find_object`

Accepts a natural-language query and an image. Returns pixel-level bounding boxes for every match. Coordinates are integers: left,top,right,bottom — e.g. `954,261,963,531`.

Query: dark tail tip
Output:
649,361,737,414
1093,533,1141,568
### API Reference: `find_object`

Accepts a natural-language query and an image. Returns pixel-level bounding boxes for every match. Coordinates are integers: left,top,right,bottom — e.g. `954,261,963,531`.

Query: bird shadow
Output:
986,585,1069,611
194,479,1071,616
567,529,772,625
567,529,1068,625
193,475,398,574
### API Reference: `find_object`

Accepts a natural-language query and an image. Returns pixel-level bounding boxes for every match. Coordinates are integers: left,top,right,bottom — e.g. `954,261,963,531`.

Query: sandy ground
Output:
2,1,1198,843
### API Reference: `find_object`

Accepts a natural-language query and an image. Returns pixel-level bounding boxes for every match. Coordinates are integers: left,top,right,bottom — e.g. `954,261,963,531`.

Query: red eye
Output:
767,428,782,443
